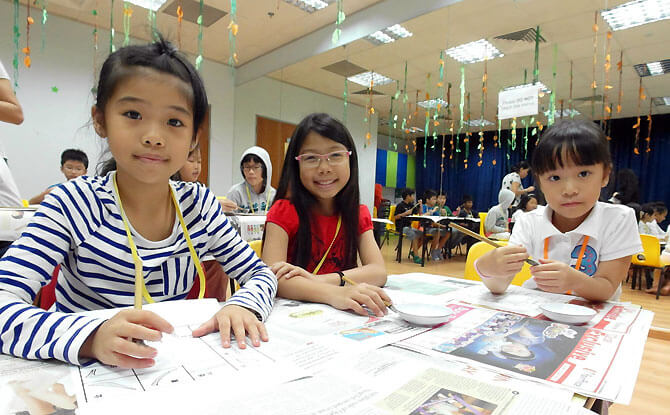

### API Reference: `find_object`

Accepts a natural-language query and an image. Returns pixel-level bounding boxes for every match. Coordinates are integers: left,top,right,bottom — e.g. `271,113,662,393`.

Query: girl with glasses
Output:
223,146,276,214
262,113,391,316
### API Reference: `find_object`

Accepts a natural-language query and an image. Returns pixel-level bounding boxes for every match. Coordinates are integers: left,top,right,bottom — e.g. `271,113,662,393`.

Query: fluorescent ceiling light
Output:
418,98,448,109
365,24,413,45
445,39,503,64
465,119,493,127
504,81,551,94
408,127,423,133
347,71,394,87
283,0,332,13
652,96,670,106
544,109,580,117
665,97,670,105
647,61,664,75
125,0,167,11
601,0,670,31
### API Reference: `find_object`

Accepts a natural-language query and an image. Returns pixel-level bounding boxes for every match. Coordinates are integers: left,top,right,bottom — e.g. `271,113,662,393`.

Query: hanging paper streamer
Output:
23,0,33,68
177,0,183,49
12,0,19,88
569,61,573,116
533,26,540,83
332,0,345,44
39,0,48,52
122,2,132,47
110,0,115,53
602,31,613,125
646,100,652,153
228,0,238,66
388,96,394,150
147,10,157,36
464,92,471,168
438,52,446,175
456,65,465,153
478,58,487,167
633,78,645,155
494,116,501,166
92,5,99,92
364,73,374,148
195,0,204,69
616,51,623,114
548,44,557,126
342,77,348,124
510,118,517,150
591,11,598,119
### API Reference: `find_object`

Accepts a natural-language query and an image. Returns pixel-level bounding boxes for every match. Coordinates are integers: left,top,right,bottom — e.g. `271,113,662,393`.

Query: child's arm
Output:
531,256,631,301
484,209,505,234
263,223,390,317
28,188,52,205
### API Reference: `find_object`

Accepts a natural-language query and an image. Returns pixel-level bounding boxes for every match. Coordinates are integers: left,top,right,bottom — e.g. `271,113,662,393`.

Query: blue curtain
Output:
414,114,670,217
375,149,387,186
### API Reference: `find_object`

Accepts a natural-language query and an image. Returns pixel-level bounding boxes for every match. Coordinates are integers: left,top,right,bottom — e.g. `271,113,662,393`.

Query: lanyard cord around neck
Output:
312,216,342,274
543,235,590,295
113,173,206,306
245,183,270,214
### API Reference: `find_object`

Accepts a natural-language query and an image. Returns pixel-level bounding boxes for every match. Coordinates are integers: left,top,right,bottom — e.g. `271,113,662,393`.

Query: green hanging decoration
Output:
332,0,345,44
40,0,48,52
342,78,348,124
228,0,238,66
109,0,115,53
195,0,204,69
122,2,132,47
533,26,540,83
92,7,99,93
12,0,20,89
388,96,394,149
510,118,517,151
548,44,557,126
456,65,465,153
464,92,470,168
147,10,157,37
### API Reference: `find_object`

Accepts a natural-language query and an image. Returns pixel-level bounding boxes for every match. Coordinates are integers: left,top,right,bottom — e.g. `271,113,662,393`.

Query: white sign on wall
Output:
497,84,540,120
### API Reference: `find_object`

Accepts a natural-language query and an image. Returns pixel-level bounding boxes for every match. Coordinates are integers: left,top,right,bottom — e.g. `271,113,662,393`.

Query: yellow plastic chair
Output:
386,205,397,232
478,212,487,236
464,241,533,287
248,239,263,257
630,234,667,299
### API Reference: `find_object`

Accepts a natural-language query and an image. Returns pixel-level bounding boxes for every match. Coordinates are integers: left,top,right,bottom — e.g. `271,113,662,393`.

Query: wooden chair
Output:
464,241,533,287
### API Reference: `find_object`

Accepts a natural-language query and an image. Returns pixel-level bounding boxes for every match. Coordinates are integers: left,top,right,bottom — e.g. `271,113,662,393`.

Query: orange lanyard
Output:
543,235,590,295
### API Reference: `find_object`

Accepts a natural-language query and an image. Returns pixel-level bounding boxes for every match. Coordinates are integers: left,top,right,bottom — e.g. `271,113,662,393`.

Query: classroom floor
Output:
380,239,668,415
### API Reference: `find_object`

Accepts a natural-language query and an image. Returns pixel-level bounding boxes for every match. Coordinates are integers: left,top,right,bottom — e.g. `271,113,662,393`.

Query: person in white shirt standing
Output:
0,59,26,256
477,119,642,302
501,161,535,209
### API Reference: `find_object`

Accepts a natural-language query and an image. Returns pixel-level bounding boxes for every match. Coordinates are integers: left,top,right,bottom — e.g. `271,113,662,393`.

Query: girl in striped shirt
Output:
0,37,277,369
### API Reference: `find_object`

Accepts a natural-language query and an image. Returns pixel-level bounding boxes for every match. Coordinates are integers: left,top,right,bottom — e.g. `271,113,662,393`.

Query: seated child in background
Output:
511,194,538,222
476,119,642,302
172,145,229,302
28,149,88,204
650,202,668,242
437,192,452,216
484,189,515,240
263,113,390,317
394,188,423,264
422,189,450,261
638,203,657,236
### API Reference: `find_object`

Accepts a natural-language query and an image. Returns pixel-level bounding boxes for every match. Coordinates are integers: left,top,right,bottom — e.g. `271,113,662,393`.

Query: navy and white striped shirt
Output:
0,173,277,365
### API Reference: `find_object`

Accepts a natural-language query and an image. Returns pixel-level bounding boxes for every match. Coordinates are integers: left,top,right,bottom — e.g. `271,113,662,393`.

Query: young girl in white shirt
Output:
476,119,642,301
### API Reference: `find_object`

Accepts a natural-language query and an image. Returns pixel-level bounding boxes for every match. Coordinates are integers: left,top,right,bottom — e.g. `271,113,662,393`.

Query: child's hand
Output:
270,261,317,281
531,258,581,293
192,305,268,349
327,283,391,317
219,198,239,212
477,245,529,278
526,186,536,193
79,309,174,369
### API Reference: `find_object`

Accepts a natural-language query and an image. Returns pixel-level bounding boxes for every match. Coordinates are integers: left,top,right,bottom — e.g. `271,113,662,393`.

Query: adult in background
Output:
501,161,535,209
608,168,639,205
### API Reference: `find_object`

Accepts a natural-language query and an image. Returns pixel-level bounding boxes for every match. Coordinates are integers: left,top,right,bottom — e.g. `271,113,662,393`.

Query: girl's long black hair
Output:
272,113,360,270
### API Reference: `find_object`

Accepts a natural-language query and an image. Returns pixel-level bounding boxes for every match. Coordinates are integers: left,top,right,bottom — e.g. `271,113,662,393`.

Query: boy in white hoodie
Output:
484,189,515,240
223,146,276,214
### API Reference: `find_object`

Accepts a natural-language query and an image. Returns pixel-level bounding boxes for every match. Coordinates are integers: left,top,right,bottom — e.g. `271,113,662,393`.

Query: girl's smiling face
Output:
537,158,610,232
297,131,350,209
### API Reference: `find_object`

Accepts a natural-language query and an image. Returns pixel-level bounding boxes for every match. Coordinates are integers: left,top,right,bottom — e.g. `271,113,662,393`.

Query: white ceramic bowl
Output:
393,303,453,326
540,303,597,325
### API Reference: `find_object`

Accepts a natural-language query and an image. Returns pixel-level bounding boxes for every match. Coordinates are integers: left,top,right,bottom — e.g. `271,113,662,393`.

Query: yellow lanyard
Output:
113,173,206,307
543,235,590,295
312,216,342,275
245,183,270,214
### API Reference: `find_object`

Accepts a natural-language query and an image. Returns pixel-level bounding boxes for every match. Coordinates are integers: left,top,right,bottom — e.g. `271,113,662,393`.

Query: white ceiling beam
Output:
235,0,462,86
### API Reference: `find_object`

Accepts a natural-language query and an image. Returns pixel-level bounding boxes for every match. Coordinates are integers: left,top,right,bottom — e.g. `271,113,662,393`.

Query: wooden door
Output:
255,116,296,190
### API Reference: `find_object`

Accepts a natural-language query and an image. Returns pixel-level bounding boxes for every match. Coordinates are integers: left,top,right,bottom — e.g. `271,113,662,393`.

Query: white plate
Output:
540,303,597,325
393,303,453,326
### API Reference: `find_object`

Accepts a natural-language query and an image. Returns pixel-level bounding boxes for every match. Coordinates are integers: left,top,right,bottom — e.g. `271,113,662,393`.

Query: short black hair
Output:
652,202,668,214
518,194,537,212
61,149,88,168
532,119,612,176
640,203,655,219
511,161,530,173
241,154,267,193
423,189,437,200
461,194,473,203
401,188,415,199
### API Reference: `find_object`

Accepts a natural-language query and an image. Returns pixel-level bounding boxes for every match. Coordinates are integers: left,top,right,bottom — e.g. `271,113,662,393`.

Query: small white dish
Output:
540,303,597,325
393,303,453,326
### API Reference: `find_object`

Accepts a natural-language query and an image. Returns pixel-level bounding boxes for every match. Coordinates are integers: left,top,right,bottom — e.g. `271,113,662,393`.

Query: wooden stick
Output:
448,222,539,266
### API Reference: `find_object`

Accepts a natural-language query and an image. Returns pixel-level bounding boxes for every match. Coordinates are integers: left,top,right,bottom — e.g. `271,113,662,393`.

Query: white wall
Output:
0,2,235,198
233,76,378,209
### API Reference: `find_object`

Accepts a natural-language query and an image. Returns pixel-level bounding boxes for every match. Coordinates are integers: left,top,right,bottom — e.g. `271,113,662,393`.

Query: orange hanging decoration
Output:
616,51,623,113
177,2,183,48
646,100,653,153
24,2,34,68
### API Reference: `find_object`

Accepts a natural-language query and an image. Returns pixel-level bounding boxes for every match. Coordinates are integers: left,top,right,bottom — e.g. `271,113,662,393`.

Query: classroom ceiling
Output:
18,0,670,139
